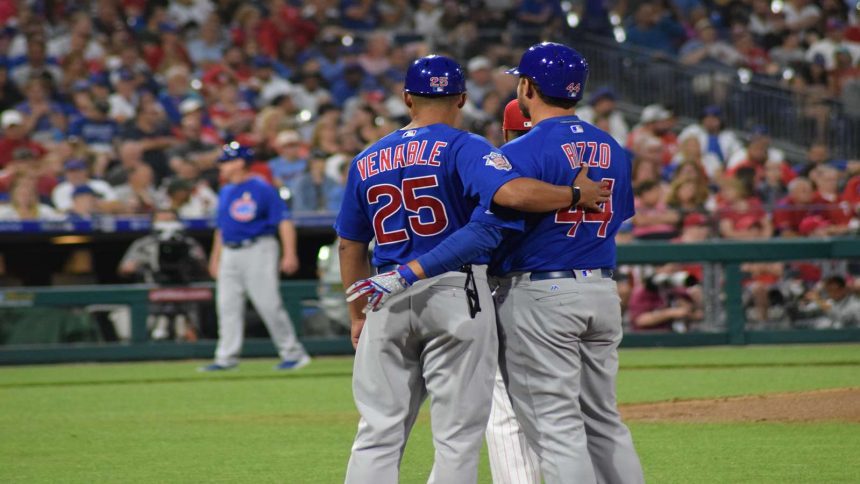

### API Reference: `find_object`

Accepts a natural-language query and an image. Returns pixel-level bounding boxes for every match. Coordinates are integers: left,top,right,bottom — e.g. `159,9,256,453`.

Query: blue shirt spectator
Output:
625,4,686,55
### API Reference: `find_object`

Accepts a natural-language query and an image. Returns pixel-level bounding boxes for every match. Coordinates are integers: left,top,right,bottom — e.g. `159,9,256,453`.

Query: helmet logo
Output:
566,82,581,97
429,76,449,91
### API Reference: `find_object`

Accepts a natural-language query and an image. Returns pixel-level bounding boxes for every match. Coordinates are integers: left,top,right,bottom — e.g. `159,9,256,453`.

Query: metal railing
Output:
571,34,860,160
1,238,858,364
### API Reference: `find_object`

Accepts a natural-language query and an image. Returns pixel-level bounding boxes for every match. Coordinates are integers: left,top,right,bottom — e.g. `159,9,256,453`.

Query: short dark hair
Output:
824,275,847,288
525,77,578,110
635,180,659,196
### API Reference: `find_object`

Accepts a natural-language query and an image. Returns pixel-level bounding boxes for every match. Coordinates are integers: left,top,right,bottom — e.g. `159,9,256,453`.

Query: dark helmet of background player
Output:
506,42,589,102
218,142,255,166
404,55,466,97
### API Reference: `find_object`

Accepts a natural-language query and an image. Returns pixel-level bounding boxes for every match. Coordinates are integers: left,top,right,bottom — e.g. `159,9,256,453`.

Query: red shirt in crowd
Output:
0,138,47,168
812,192,852,226
843,175,860,205
726,160,796,185
772,196,818,234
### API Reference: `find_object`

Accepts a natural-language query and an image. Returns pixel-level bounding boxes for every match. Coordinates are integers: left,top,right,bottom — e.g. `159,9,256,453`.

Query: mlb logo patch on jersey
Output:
483,152,512,171
570,125,584,134
230,192,257,222
402,129,417,138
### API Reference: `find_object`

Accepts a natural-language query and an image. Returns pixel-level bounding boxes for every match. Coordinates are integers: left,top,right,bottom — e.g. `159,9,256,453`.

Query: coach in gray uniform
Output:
200,143,309,372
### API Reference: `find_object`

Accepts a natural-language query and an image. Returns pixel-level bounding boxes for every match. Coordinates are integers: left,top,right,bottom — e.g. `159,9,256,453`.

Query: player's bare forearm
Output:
494,166,609,212
339,238,371,322
209,230,222,279
278,220,298,257
494,178,573,212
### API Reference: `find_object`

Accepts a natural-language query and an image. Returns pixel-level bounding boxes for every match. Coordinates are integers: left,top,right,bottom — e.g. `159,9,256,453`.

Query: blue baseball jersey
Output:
335,123,523,267
492,115,635,274
217,176,291,244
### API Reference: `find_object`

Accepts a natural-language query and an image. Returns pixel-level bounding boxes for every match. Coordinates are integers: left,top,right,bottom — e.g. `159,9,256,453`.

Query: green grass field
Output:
1,344,859,483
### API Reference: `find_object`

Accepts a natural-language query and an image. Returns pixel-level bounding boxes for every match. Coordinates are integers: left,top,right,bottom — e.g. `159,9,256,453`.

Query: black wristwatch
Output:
571,185,581,207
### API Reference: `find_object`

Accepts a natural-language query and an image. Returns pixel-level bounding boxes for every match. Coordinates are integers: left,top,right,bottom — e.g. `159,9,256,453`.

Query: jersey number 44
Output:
555,178,615,238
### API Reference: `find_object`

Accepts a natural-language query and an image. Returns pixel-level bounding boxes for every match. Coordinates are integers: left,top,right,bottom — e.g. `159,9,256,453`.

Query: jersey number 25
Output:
367,175,449,245
555,178,615,238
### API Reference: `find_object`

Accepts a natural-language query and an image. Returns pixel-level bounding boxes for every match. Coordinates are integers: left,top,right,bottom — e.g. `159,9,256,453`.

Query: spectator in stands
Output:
793,142,833,177
624,2,686,56
576,88,628,145
52,159,118,213
628,104,677,165
773,177,817,236
268,130,306,189
830,48,860,97
66,184,100,220
670,135,721,179
783,0,822,33
105,141,145,187
107,69,140,123
120,97,176,184
160,168,218,219
0,109,46,169
291,62,332,118
67,96,118,156
667,173,710,216
632,137,665,187
465,56,494,107
679,105,742,168
718,178,772,239
187,14,226,68
289,150,343,213
627,266,701,332
168,0,215,29
632,180,681,239
811,165,854,231
679,18,742,67
15,77,66,144
10,38,63,87
769,32,807,69
806,19,860,72
158,65,195,126
168,114,221,188
727,133,795,185
115,163,158,215
208,77,256,136
0,175,63,221
251,56,293,109
817,275,860,328
758,158,790,208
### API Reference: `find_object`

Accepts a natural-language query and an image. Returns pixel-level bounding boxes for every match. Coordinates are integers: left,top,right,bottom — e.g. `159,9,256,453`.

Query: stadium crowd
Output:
0,0,858,331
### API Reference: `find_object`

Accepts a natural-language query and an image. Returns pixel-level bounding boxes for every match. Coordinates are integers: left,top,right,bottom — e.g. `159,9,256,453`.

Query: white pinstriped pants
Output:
486,367,541,484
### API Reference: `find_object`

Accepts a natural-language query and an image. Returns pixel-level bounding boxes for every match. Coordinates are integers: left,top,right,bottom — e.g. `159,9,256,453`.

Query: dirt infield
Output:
621,388,860,423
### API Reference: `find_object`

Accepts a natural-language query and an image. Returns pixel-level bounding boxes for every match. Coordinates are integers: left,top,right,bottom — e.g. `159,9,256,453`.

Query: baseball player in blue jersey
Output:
336,55,608,484
200,143,310,372
492,42,644,484
351,44,645,484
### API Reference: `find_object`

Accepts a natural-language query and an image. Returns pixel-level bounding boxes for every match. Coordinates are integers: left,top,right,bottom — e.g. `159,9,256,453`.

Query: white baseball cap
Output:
179,98,203,115
468,56,492,73
1,110,23,128
640,104,671,124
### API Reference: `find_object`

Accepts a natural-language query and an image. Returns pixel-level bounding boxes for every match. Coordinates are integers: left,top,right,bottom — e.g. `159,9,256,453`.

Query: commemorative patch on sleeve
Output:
483,152,512,171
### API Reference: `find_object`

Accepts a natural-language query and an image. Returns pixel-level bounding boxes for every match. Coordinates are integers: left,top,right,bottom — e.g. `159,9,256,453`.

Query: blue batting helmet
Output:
404,55,466,96
506,42,589,101
219,142,255,164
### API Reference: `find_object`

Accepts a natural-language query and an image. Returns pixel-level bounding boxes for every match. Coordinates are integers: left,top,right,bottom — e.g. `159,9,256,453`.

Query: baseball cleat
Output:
198,363,237,372
274,354,311,371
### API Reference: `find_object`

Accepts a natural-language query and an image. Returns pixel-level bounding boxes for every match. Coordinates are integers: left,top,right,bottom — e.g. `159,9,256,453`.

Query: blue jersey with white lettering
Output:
217,176,291,244
492,115,634,274
335,123,523,267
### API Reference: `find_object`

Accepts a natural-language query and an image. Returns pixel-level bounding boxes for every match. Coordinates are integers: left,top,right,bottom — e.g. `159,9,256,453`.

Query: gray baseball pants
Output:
215,237,307,366
345,266,496,484
493,272,644,484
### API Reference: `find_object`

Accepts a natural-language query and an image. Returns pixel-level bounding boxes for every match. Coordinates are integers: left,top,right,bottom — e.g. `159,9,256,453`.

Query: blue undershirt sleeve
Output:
414,220,505,278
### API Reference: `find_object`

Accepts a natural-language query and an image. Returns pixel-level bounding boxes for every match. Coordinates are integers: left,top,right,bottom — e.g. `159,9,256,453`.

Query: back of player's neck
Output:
404,112,457,130
530,107,576,126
